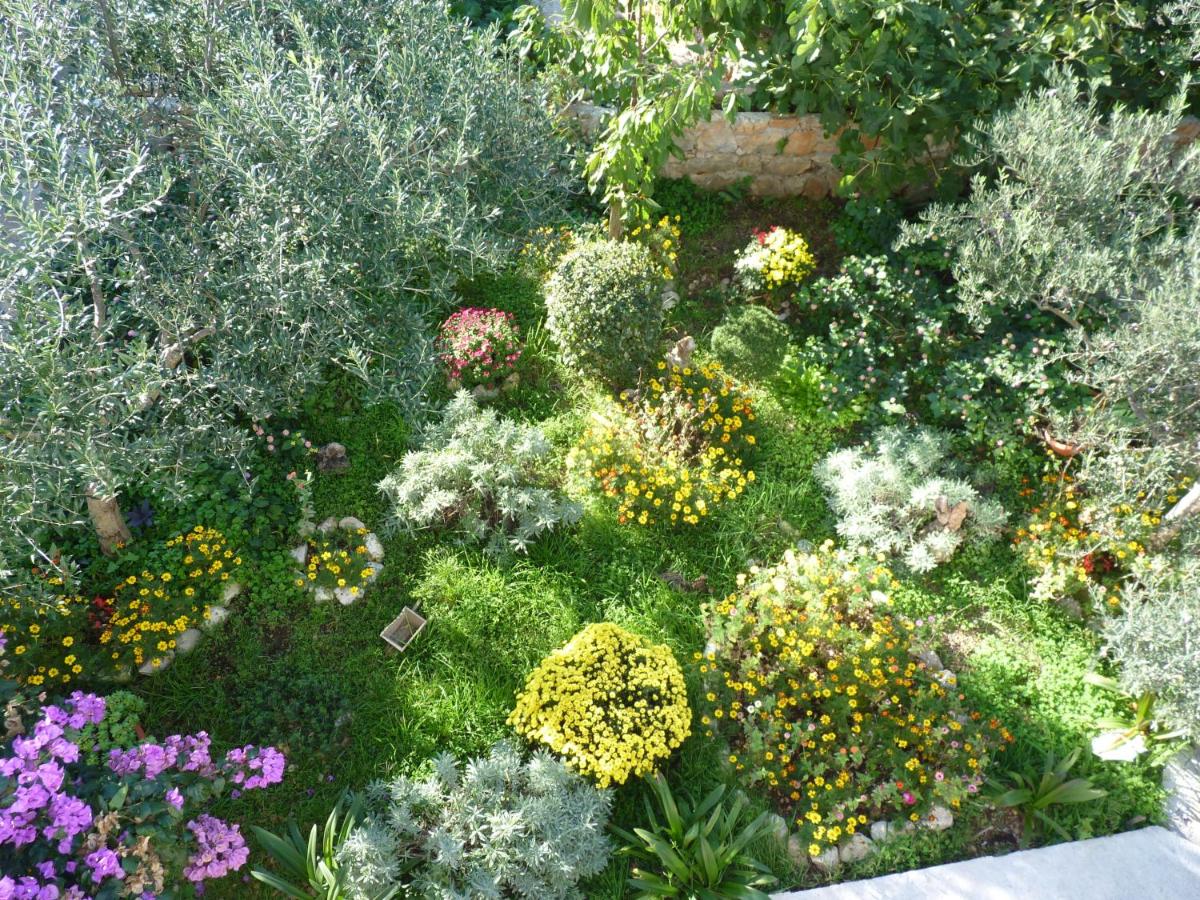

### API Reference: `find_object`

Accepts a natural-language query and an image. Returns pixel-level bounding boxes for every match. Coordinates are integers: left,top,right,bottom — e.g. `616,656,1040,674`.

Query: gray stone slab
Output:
774,826,1200,900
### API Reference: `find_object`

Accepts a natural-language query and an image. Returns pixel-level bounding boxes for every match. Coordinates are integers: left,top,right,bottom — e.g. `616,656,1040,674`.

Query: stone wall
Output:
571,104,846,199
571,104,1200,200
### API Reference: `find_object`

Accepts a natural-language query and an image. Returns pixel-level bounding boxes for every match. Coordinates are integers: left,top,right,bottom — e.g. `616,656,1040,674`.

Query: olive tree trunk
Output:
86,484,132,555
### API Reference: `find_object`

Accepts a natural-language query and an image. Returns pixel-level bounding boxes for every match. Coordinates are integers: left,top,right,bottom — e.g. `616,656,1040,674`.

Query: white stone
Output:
787,834,811,868
911,647,944,671
139,652,174,676
289,544,308,565
339,516,366,531
1164,746,1200,844
768,814,789,845
335,587,358,606
318,516,338,534
221,581,243,602
364,533,385,562
204,605,229,630
838,833,875,864
362,562,383,583
870,820,892,842
314,586,334,604
919,805,954,832
810,845,841,872
933,669,958,689
176,628,203,654
1092,730,1148,763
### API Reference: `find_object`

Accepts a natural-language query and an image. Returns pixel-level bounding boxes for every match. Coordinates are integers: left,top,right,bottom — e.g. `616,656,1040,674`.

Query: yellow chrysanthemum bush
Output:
571,359,757,527
702,544,1012,858
733,226,816,306
508,623,692,788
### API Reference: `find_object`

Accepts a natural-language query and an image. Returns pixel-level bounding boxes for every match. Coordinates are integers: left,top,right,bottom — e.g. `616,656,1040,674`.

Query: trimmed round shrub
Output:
545,239,664,388
508,623,691,787
710,305,790,382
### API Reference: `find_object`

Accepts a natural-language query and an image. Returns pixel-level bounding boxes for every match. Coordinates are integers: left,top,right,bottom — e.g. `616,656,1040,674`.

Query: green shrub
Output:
545,239,665,388
814,426,1006,572
337,742,613,899
710,306,790,383
378,392,581,555
1103,556,1200,742
831,197,905,257
613,772,776,898
75,691,146,765
793,255,1086,456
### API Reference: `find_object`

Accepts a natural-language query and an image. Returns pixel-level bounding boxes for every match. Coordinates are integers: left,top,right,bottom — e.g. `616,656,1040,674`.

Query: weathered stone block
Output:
762,155,816,177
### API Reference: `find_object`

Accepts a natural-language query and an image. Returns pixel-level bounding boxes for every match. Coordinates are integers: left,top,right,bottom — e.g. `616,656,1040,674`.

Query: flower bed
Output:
572,358,757,526
291,516,384,605
702,546,1012,866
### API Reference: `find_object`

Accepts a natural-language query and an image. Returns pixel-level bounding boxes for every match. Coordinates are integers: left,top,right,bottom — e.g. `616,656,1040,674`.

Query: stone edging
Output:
291,516,385,606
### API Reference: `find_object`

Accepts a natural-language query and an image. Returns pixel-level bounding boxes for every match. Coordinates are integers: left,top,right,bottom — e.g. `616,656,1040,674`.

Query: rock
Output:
289,544,308,565
1055,595,1086,621
911,647,944,672
1093,730,1148,763
339,516,366,531
501,372,520,393
314,586,334,604
665,335,696,369
204,605,229,630
768,815,789,846
335,587,358,606
221,581,243,602
1165,746,1200,845
838,833,875,864
317,442,349,473
176,628,203,654
933,669,958,689
919,805,954,832
362,562,383,583
364,533,385,562
139,652,174,676
810,845,841,872
870,820,893,842
470,383,500,401
787,834,811,869
318,516,339,534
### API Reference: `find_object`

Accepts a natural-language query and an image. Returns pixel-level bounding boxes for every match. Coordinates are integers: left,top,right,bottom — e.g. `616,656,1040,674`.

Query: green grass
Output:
128,198,1167,898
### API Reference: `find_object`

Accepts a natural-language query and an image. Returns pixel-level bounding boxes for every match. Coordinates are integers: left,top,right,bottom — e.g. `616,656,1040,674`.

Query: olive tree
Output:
902,74,1200,532
0,0,568,594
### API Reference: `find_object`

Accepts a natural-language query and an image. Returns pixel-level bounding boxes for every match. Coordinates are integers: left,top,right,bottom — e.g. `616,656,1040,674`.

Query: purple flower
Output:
165,788,184,810
86,847,122,882
183,815,249,882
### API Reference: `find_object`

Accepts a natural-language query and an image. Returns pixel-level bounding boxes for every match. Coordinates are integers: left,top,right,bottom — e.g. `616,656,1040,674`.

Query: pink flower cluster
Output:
437,307,522,388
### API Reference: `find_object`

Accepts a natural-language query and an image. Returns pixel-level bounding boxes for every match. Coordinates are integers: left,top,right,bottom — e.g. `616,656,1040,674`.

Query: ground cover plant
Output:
2,6,1197,899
